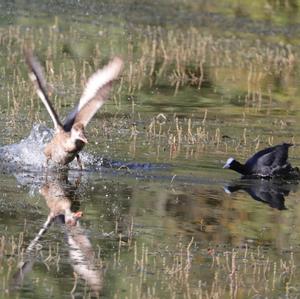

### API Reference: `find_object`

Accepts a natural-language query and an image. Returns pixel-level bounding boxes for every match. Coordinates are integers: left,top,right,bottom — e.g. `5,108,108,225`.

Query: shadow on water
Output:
224,178,298,210
10,172,103,297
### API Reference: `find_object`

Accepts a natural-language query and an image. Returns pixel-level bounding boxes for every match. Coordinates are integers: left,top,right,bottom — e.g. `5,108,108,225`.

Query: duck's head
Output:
71,123,88,144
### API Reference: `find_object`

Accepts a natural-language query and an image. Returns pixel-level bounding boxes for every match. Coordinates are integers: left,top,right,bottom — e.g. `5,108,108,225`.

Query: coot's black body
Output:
223,143,299,178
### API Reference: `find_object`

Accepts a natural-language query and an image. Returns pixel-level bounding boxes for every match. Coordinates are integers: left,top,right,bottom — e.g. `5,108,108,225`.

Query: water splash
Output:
0,123,168,172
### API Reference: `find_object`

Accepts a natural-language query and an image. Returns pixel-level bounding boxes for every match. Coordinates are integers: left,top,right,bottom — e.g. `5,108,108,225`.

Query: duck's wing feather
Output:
25,50,62,129
63,57,123,131
74,82,113,128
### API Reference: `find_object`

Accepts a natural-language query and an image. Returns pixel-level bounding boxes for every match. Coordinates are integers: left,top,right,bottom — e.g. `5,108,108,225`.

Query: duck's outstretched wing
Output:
25,50,62,129
63,56,123,131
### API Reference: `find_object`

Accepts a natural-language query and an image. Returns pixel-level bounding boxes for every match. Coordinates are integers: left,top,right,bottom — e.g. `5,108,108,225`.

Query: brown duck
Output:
25,51,123,169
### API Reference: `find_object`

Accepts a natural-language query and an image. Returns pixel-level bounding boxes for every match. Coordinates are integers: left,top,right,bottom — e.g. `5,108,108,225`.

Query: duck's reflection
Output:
39,173,83,226
224,179,298,210
11,172,103,295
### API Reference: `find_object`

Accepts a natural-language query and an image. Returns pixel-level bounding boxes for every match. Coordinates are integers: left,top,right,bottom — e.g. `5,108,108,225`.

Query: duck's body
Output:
223,143,298,178
44,126,85,167
25,50,123,169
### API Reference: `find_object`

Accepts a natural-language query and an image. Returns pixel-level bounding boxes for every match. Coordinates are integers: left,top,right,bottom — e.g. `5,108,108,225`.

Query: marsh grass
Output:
0,25,298,161
2,229,296,299
0,25,298,111
111,239,298,298
109,236,299,298
0,9,299,299
0,24,297,160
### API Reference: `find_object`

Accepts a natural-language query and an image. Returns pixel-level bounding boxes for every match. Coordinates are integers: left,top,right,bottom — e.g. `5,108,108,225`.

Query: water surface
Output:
1,1,300,298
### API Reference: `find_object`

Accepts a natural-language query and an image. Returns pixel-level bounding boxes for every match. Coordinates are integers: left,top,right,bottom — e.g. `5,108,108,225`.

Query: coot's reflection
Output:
11,172,103,296
224,179,298,210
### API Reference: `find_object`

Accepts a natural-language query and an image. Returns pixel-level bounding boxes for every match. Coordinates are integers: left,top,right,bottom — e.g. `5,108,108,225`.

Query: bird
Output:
25,50,123,169
223,179,294,210
223,143,299,178
40,181,82,226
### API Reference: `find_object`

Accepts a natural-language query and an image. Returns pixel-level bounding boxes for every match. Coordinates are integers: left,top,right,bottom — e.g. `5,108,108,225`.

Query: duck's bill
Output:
78,135,88,144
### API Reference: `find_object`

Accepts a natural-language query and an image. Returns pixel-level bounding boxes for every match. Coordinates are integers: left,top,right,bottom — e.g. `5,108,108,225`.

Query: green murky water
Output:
1,1,300,298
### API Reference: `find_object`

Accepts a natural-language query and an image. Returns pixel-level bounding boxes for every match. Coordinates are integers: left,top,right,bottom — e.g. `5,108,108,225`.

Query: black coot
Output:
223,143,299,178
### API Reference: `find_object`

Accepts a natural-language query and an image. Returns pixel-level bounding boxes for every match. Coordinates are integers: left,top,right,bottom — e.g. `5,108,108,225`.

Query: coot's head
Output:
223,157,235,169
223,157,246,175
